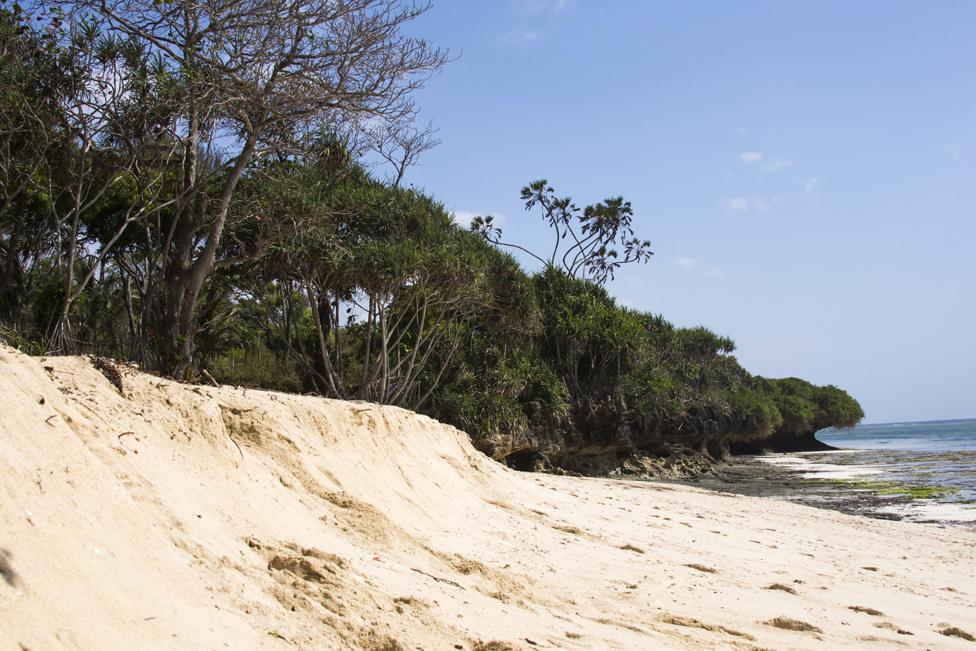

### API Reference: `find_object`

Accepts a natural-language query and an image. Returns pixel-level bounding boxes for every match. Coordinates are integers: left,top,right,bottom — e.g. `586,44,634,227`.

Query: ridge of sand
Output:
1,344,974,650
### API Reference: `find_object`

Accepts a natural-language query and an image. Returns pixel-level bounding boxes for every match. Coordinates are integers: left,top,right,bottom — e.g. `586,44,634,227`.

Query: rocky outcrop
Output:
472,398,745,479
728,429,838,455
472,390,857,475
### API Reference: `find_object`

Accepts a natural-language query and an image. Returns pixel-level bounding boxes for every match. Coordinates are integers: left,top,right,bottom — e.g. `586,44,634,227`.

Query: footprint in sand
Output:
938,625,976,642
874,621,913,636
0,549,19,587
764,583,797,595
764,616,822,634
661,613,755,641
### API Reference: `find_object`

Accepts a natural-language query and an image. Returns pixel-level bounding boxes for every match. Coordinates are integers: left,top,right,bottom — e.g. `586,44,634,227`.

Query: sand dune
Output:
1,344,974,650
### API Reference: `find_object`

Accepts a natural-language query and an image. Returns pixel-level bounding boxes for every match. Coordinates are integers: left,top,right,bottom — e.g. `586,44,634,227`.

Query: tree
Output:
472,179,653,285
44,15,182,351
298,183,490,408
374,119,439,187
66,0,448,376
0,6,60,324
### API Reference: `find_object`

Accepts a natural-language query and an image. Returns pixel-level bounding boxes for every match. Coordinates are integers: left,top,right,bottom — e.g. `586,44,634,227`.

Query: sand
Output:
1,344,974,650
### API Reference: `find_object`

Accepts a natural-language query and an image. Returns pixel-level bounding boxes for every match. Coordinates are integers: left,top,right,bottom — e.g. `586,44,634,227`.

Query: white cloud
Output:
762,159,791,172
804,177,819,194
450,211,475,227
740,151,764,164
676,256,723,279
503,1,569,48
516,0,571,14
499,29,540,46
724,197,750,212
752,195,781,212
945,143,962,160
451,211,506,229
732,127,748,135
724,195,784,213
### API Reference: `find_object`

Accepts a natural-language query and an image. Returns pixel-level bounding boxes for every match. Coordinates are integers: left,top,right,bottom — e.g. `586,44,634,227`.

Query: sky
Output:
397,1,975,424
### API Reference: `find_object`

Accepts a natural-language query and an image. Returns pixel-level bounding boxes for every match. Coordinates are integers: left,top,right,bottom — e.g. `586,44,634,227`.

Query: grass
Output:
266,630,292,644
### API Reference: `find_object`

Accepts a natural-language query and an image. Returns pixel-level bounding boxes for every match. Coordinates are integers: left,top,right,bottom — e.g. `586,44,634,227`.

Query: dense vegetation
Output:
0,2,862,471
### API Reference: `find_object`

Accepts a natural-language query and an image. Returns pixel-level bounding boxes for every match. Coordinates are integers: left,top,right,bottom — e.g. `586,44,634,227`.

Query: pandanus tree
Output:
0,7,64,325
255,165,494,408
472,179,654,285
531,267,646,407
336,189,492,408
58,0,448,377
0,6,182,350
48,20,183,352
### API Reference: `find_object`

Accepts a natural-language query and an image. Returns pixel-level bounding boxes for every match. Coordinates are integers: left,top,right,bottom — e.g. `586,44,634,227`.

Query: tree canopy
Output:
0,3,862,469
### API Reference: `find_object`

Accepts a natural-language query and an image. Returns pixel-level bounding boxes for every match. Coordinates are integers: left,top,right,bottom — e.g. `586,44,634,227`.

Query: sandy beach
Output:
2,344,974,650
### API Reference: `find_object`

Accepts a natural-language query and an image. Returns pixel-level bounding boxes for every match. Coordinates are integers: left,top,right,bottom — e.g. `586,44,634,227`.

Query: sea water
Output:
819,418,976,454
767,419,976,528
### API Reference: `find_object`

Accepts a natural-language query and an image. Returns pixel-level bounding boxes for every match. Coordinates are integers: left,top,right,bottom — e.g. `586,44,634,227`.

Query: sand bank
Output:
1,345,974,650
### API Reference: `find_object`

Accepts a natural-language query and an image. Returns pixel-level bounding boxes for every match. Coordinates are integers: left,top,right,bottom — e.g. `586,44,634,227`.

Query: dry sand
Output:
1,344,974,650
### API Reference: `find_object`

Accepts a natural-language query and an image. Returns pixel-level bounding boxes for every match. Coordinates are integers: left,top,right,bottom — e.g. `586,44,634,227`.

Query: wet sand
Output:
678,452,976,529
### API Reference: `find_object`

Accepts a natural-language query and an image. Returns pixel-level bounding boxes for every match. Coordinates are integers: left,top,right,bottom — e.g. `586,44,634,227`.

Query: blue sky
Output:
400,1,975,424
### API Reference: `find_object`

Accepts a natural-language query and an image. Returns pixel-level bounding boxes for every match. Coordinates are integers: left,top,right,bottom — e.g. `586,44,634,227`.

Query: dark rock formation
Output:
728,429,838,455
472,397,744,479
460,377,863,478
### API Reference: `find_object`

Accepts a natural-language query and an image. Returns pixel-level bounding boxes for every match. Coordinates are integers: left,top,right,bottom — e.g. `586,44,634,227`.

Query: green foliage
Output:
754,377,865,440
729,389,783,439
0,4,861,459
813,384,865,429
208,344,305,394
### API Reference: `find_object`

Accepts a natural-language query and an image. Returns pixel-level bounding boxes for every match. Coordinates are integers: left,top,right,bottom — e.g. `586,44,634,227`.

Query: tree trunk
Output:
160,131,258,378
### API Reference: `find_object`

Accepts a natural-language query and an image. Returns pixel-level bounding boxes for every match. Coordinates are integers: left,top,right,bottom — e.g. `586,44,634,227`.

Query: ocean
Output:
819,418,976,453
761,418,976,528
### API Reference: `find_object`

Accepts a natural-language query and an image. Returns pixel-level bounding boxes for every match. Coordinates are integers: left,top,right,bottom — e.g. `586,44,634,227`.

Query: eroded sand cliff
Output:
1,345,974,650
